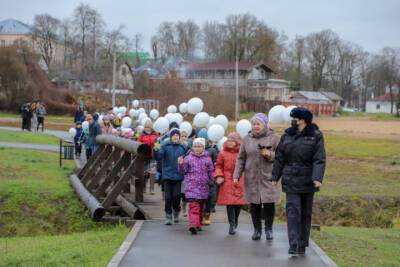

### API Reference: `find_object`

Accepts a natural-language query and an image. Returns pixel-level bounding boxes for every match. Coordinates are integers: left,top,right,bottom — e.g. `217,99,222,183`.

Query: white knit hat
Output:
193,138,206,147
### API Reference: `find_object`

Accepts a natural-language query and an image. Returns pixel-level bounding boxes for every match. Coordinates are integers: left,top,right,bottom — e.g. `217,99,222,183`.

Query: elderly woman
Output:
233,113,281,241
272,107,326,256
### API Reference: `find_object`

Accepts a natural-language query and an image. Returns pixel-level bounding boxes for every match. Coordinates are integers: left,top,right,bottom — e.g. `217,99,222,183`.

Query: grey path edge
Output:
108,220,145,267
309,239,338,267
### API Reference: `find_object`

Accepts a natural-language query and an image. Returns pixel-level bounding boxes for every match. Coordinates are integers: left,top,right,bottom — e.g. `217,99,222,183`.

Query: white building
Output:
366,93,399,114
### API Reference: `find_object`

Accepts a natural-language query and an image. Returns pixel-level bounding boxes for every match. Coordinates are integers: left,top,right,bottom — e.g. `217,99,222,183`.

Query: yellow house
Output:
0,18,64,68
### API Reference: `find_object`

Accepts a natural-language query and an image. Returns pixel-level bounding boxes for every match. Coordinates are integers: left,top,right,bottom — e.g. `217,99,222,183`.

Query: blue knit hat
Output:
169,128,181,138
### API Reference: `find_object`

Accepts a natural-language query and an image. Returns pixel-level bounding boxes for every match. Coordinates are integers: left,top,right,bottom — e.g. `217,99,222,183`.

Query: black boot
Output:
235,206,241,229
288,245,298,255
227,206,236,235
250,204,262,241
229,224,236,235
265,229,273,241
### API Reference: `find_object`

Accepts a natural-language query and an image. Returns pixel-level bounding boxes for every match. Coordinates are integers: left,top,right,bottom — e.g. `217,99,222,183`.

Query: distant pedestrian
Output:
36,104,46,132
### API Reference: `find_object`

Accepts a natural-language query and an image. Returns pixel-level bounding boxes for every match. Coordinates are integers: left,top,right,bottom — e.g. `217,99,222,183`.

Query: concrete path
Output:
0,126,72,141
0,142,59,152
118,221,335,267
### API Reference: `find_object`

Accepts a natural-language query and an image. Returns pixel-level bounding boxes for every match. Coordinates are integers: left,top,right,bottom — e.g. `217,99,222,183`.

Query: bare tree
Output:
73,3,94,75
32,14,60,70
175,20,201,59
202,21,226,60
305,30,339,90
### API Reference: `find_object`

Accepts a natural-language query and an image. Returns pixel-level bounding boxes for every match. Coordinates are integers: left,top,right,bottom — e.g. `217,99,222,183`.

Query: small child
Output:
74,122,84,157
160,129,187,225
178,138,214,235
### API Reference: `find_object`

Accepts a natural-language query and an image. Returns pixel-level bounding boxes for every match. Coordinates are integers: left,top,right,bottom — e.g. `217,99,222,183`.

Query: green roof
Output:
118,52,152,67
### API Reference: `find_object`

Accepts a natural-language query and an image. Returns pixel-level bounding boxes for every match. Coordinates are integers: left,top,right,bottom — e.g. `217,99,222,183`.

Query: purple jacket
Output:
179,151,215,200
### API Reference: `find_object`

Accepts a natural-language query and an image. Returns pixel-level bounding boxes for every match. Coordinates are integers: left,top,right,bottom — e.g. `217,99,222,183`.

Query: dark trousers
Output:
164,180,181,215
86,148,92,160
286,193,314,248
75,142,82,156
37,117,44,131
22,117,30,131
250,202,275,231
204,183,217,213
226,205,241,227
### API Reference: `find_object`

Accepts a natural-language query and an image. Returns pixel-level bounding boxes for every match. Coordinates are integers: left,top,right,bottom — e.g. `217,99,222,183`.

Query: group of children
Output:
72,108,247,235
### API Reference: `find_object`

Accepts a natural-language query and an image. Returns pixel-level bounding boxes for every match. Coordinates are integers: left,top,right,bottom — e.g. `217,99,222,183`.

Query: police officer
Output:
271,107,326,256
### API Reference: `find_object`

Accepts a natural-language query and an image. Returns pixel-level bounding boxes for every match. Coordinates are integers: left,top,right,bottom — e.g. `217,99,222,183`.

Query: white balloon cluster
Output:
268,105,297,124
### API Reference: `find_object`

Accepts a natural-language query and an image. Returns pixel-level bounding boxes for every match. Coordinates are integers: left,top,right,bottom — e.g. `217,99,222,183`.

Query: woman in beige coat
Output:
233,113,281,241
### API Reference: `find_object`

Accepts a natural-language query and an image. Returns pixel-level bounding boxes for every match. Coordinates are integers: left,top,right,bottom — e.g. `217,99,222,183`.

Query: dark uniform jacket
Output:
272,123,326,194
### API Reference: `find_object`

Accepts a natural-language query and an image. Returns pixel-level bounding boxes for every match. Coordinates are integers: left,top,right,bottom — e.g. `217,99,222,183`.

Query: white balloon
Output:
138,108,146,114
122,117,132,128
153,117,170,134
217,137,228,151
129,109,135,117
206,116,214,128
150,109,160,120
98,115,104,126
141,117,152,126
112,107,119,114
171,113,183,125
132,100,139,108
207,124,225,142
236,119,252,138
119,106,127,115
180,121,193,135
268,105,286,124
193,112,210,128
179,102,188,113
82,121,89,130
117,113,123,119
121,127,131,135
187,97,204,114
214,114,229,130
138,113,148,122
165,113,174,123
284,105,297,122
69,127,77,137
167,105,177,114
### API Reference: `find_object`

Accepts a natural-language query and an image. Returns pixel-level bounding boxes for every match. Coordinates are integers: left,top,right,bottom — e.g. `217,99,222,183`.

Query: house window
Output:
376,104,380,110
1,40,5,47
121,67,127,76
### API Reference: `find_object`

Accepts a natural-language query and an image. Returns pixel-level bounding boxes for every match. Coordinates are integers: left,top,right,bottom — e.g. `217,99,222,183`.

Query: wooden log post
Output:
69,174,105,220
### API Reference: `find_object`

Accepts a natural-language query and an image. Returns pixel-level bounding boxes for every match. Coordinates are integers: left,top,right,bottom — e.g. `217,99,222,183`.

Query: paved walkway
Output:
0,126,71,141
119,222,334,267
0,141,59,152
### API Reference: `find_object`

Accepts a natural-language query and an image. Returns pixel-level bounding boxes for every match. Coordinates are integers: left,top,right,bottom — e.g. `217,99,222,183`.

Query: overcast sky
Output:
1,0,399,53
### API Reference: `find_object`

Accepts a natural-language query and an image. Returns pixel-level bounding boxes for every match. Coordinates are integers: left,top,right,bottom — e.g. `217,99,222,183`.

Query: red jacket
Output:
138,131,159,159
214,143,247,205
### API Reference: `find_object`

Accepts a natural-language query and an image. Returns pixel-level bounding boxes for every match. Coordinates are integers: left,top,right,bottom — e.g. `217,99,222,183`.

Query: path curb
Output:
108,220,144,267
310,238,338,267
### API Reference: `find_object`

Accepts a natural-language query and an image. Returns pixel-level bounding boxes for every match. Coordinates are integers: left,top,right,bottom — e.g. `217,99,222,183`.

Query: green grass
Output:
0,111,73,124
321,158,400,197
312,226,400,267
0,130,60,145
0,225,129,266
0,147,129,266
339,111,400,121
0,148,105,237
325,134,400,160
